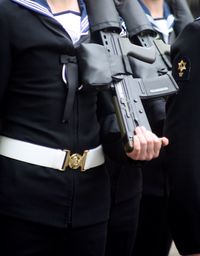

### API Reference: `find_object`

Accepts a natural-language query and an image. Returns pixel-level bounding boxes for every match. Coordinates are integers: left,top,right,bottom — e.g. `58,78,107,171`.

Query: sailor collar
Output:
10,0,89,34
138,0,175,35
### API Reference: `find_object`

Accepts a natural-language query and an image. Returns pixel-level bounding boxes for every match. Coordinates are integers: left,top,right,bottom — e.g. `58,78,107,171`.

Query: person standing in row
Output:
164,12,200,256
105,0,181,255
132,1,193,255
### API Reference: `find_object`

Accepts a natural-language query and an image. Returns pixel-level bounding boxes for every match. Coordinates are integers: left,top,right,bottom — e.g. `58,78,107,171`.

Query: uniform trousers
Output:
0,214,108,256
105,194,141,256
104,158,142,256
168,194,200,255
132,195,172,256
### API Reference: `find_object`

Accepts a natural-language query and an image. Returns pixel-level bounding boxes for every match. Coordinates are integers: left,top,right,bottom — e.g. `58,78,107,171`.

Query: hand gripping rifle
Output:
79,0,178,152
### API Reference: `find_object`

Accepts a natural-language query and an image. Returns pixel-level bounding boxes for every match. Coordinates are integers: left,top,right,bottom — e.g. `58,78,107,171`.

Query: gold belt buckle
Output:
60,150,88,172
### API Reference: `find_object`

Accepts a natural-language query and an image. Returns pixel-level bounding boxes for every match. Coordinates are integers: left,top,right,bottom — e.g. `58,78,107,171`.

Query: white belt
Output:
0,136,105,171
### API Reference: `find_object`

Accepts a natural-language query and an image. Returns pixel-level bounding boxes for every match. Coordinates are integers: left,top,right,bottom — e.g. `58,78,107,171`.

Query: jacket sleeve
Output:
164,20,200,211
0,6,12,112
169,0,194,34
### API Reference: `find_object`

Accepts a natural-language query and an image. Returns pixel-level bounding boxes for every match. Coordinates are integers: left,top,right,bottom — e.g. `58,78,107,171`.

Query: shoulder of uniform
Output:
0,0,10,6
0,0,13,10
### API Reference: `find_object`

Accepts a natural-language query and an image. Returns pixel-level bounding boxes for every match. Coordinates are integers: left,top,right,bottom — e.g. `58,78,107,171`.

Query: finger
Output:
151,133,162,158
160,137,169,147
153,137,169,158
140,126,155,160
126,135,141,160
134,126,147,160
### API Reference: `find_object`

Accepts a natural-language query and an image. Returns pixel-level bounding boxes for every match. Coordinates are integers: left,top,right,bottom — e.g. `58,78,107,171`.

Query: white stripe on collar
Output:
146,13,175,34
11,0,89,35
11,0,53,18
81,16,89,34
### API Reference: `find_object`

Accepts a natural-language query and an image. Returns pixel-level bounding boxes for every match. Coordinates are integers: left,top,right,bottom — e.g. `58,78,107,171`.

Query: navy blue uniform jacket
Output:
164,19,200,247
0,0,129,228
141,0,193,196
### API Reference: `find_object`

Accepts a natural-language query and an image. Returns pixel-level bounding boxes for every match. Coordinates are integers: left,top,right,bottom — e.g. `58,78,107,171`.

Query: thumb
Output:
160,137,169,147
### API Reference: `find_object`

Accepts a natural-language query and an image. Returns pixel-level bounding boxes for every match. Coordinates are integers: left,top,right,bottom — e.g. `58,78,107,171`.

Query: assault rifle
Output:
81,0,179,152
99,31,178,152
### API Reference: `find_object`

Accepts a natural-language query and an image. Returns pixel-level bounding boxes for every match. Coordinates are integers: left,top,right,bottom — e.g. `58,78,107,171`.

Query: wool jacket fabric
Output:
0,0,130,228
164,19,200,254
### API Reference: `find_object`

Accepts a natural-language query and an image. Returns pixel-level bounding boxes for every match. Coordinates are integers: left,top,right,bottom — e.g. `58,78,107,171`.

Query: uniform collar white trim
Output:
10,0,89,35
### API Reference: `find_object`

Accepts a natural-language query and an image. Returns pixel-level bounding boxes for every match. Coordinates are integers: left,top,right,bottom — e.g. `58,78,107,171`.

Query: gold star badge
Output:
178,60,187,77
